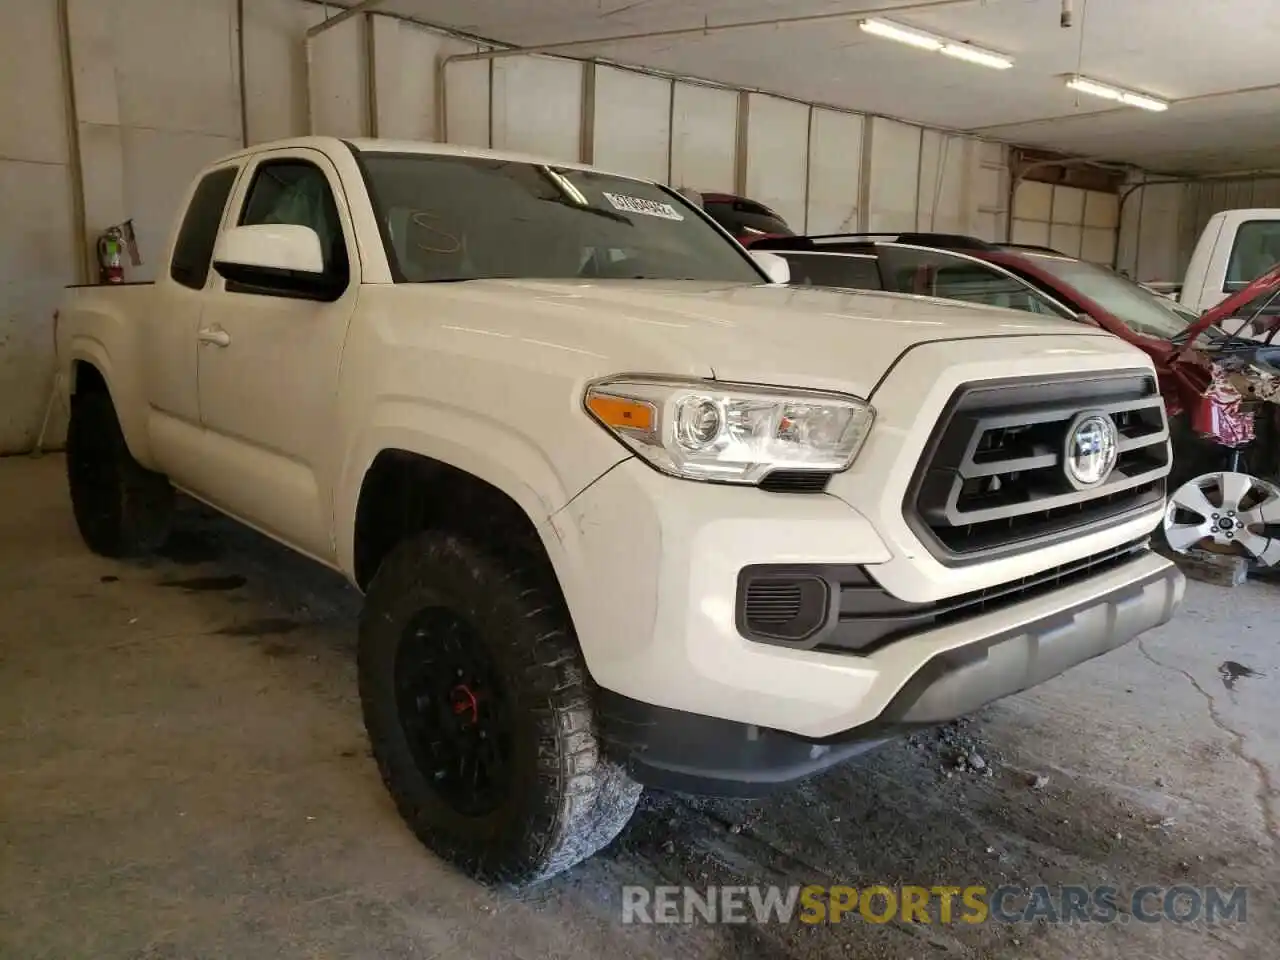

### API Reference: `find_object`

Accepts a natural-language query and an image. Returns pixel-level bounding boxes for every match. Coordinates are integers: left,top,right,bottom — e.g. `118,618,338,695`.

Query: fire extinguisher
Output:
97,226,125,284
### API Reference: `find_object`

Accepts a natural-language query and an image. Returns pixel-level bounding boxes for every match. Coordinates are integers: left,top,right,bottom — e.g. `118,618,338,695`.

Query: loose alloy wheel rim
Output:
394,607,513,817
1163,471,1280,566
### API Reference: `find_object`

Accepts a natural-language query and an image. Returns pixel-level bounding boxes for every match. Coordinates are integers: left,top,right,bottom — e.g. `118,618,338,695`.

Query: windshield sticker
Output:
601,192,685,221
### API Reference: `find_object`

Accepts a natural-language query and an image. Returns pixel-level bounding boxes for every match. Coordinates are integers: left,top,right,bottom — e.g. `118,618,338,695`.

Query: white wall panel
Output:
1013,180,1053,221
1134,183,1183,282
0,0,68,166
372,15,483,142
1116,174,1145,276
445,59,491,148
491,57,582,162
307,14,367,137
1081,227,1117,265
1011,219,1051,246
743,94,809,231
1052,185,1086,226
0,0,74,453
0,161,76,455
113,0,240,138
243,0,325,143
805,108,862,234
670,83,737,192
1049,223,1083,257
592,66,670,182
866,118,920,232
122,127,240,279
973,211,1002,242
1083,191,1119,229
1015,179,1119,264
974,140,1008,242
917,131,968,233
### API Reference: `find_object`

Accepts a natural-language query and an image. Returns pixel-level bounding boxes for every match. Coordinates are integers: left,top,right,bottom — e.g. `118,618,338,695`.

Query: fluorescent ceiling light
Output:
1119,91,1169,112
859,18,1013,70
859,18,942,51
1066,74,1168,112
941,44,1013,70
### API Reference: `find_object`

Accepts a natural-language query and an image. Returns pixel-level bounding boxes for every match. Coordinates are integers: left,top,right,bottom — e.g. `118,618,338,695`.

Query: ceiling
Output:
355,0,1280,174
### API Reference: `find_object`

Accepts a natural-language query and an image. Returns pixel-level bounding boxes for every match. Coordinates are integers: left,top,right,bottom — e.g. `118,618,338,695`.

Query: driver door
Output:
193,147,359,563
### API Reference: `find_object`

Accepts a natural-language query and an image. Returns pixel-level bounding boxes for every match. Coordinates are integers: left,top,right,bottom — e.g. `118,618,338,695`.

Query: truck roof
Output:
215,135,629,179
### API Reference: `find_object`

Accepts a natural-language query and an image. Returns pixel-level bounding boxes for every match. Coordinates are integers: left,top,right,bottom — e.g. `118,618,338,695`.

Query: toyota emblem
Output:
1064,412,1119,490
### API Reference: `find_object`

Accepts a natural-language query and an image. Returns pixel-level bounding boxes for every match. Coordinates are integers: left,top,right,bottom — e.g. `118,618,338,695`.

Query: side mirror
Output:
750,250,791,285
212,224,337,298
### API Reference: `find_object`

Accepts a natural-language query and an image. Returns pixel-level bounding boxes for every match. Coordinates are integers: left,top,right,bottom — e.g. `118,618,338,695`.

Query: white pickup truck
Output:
56,136,1184,885
1171,208,1280,316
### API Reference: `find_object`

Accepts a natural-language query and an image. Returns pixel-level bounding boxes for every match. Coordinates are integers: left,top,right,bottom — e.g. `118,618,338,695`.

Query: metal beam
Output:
444,0,979,64
305,0,388,39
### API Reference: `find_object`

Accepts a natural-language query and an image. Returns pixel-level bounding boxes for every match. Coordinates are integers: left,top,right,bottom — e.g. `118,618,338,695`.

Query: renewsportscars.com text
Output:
621,884,1248,926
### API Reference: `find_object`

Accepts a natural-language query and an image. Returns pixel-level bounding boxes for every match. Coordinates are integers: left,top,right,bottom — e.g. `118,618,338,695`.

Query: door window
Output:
1225,220,1280,292
170,166,239,290
237,159,349,288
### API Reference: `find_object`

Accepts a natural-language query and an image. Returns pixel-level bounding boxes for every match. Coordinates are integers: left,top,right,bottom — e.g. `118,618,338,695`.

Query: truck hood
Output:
394,279,1115,396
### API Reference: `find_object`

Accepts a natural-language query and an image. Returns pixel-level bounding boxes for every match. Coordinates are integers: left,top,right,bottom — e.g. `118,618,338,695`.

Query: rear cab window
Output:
169,166,239,290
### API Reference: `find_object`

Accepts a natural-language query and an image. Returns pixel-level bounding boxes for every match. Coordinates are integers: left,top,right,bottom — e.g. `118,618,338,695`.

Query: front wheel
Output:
65,389,173,557
357,530,641,886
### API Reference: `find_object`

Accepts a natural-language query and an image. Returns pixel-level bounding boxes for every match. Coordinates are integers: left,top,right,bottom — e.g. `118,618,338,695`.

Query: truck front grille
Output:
906,372,1170,562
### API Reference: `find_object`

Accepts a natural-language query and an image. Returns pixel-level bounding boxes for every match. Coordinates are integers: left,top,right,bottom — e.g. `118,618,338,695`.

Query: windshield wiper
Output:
538,195,632,225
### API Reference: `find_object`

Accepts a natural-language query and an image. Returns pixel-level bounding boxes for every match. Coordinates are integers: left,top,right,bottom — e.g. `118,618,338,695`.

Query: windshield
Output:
1023,254,1204,340
359,153,763,284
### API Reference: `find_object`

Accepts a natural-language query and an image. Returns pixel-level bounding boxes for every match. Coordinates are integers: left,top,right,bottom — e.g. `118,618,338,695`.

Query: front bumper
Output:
549,458,1181,743
599,546,1183,796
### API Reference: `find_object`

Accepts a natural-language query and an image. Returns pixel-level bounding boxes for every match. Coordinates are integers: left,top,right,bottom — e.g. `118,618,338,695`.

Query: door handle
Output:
198,326,231,347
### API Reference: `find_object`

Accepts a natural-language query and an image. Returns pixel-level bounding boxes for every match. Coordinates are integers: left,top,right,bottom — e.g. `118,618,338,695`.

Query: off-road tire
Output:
358,530,642,887
65,389,173,557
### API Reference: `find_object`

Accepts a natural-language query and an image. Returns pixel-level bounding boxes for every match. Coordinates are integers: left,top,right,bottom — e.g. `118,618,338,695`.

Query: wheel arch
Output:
341,432,581,595
64,340,154,466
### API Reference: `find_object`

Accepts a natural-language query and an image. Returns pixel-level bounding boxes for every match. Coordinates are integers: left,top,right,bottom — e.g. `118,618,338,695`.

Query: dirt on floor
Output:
0,454,1275,960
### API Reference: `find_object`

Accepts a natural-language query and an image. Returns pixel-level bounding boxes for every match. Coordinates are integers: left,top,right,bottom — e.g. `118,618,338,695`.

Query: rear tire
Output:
358,530,641,886
65,389,173,557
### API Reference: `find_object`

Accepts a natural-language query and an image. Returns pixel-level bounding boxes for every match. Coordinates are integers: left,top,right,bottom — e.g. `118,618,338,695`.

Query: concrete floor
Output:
1,454,1276,960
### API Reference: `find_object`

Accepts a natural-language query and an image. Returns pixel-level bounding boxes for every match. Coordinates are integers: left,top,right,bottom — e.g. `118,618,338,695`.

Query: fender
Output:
333,396,626,583
63,333,156,469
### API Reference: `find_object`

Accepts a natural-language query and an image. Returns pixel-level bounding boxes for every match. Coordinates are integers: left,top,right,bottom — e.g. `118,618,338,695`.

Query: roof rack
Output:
749,232,1002,252
997,242,1069,255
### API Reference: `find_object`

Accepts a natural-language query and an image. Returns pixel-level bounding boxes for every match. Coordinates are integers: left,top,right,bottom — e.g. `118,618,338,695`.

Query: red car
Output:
751,232,1237,409
752,232,1280,485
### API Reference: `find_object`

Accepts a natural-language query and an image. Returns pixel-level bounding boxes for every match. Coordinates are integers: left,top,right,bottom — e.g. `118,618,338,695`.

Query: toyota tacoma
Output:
55,136,1184,885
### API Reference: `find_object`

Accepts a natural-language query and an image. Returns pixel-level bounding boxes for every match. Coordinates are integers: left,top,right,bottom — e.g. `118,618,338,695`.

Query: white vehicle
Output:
1178,208,1280,314
56,137,1184,885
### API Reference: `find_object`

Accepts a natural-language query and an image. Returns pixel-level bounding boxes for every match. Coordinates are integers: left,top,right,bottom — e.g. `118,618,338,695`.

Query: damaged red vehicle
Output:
1158,265,1280,567
750,231,1280,568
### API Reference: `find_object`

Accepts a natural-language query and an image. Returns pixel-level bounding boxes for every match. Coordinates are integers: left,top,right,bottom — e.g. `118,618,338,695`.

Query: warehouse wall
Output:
0,0,76,454
0,3,1027,454
1011,180,1120,266
309,15,1006,241
0,0,321,454
1114,175,1280,285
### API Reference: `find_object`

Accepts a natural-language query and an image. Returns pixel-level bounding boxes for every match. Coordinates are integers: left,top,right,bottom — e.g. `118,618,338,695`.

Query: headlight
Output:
584,376,874,483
